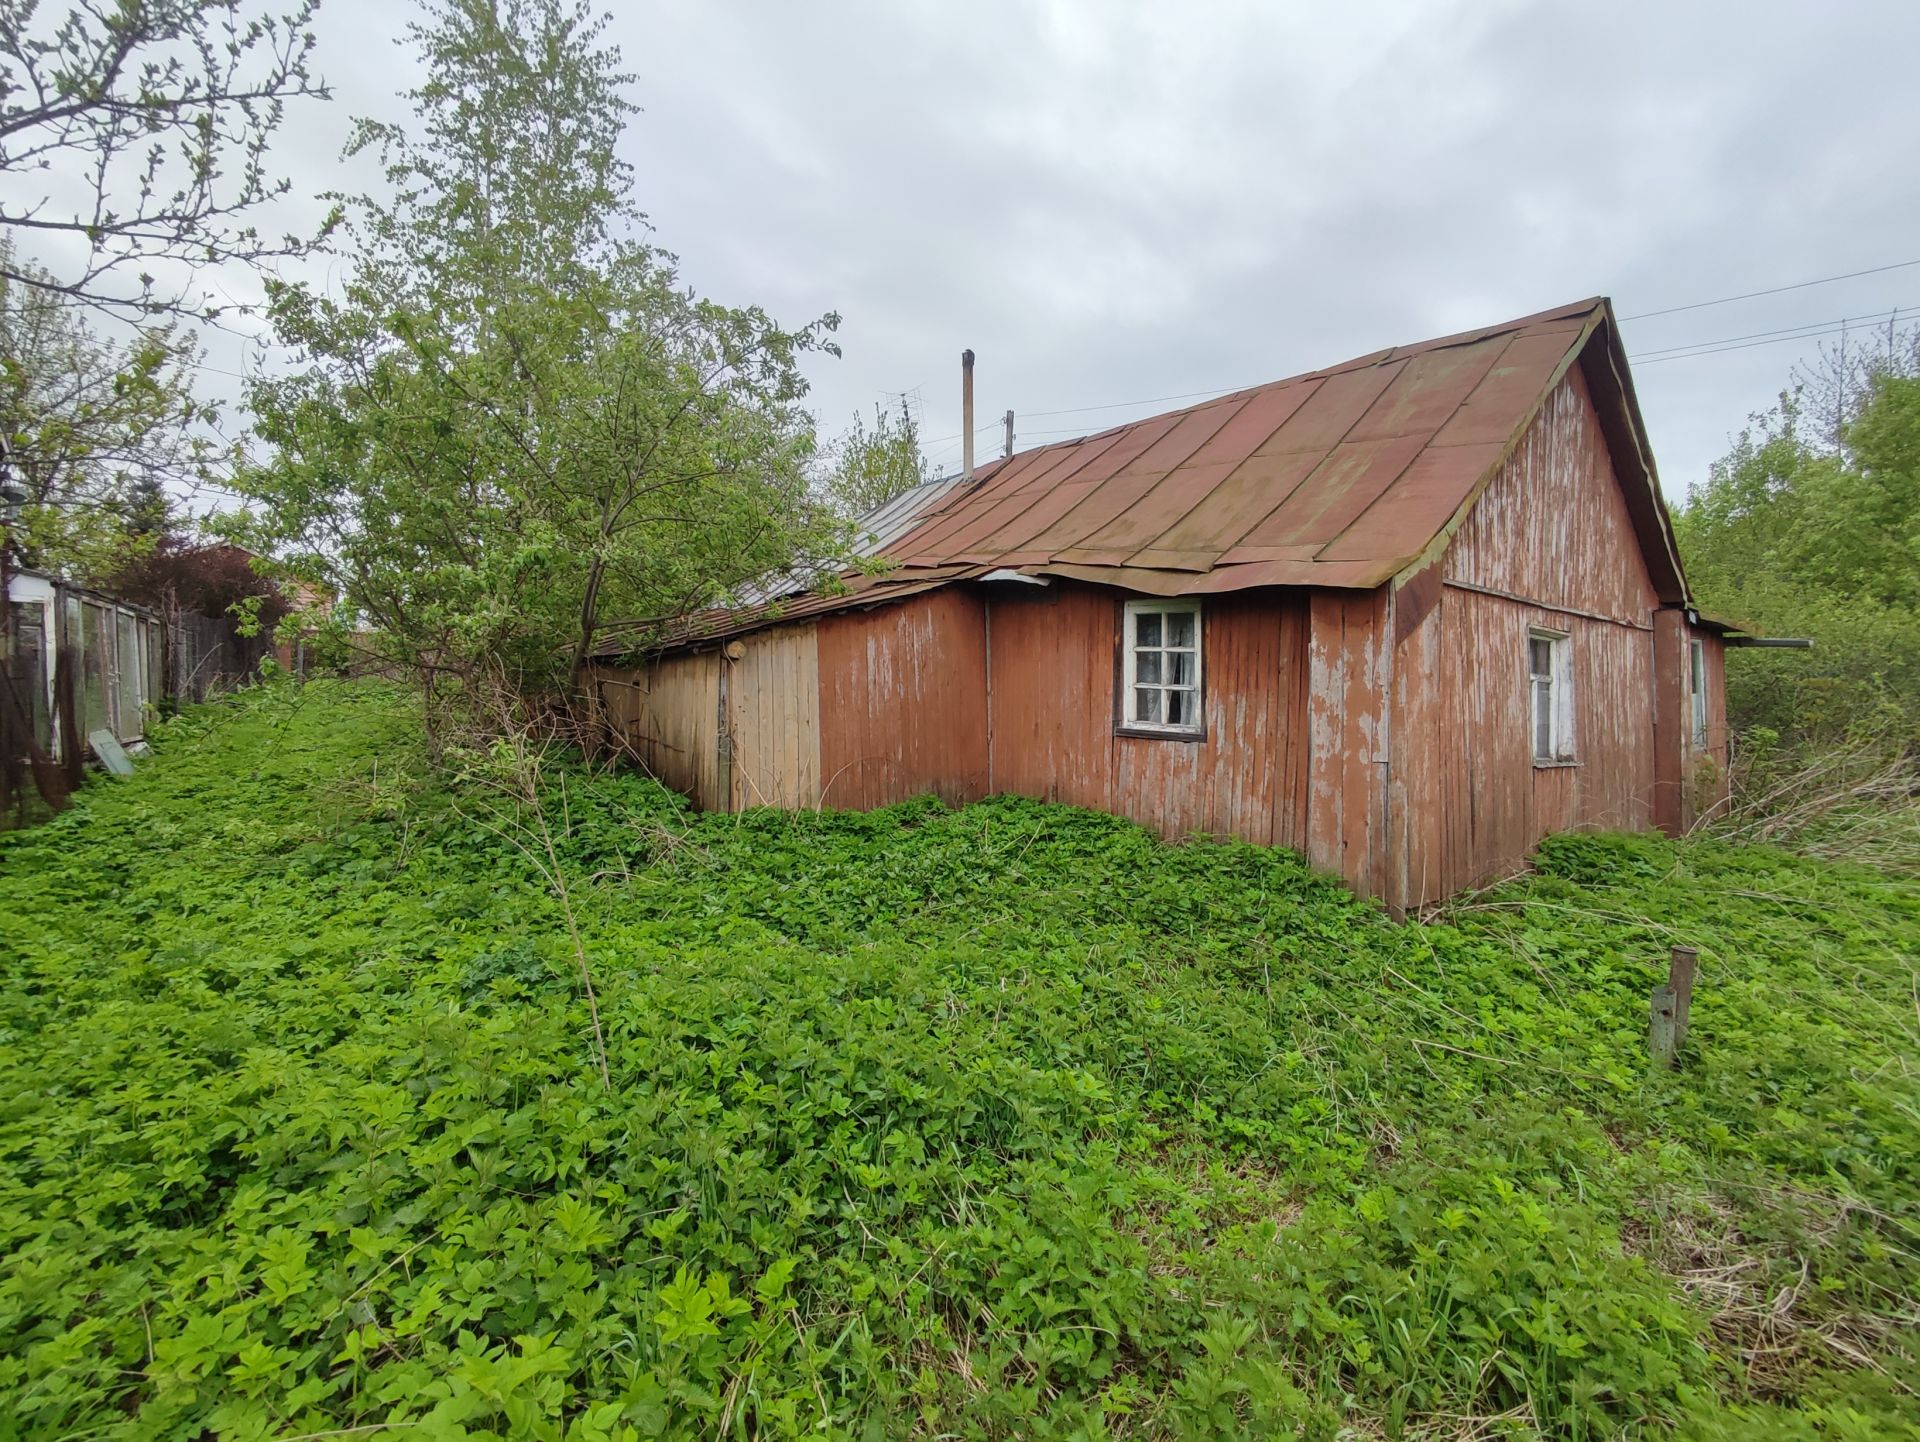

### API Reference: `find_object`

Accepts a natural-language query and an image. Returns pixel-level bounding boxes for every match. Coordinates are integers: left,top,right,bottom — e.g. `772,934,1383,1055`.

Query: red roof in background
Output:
887,298,1612,594
611,297,1691,654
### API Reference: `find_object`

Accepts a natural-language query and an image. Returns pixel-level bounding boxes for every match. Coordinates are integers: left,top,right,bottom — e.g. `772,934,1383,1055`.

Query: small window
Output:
1690,638,1708,750
1528,628,1573,763
1122,598,1203,735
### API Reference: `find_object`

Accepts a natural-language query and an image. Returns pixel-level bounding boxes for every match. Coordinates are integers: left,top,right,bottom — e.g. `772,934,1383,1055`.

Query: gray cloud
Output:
167,0,1920,496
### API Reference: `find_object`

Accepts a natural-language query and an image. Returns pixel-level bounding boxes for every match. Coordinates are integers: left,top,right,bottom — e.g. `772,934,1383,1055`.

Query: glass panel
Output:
1134,611,1161,647
1134,686,1162,724
1529,637,1552,677
1168,650,1194,686
1166,689,1189,726
1167,610,1195,647
117,611,142,738
8,602,50,748
82,602,109,736
1534,679,1553,758
1136,650,1162,684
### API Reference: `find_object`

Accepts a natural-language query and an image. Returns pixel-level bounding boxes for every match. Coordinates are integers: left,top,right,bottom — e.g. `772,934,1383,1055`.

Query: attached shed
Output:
592,298,1743,912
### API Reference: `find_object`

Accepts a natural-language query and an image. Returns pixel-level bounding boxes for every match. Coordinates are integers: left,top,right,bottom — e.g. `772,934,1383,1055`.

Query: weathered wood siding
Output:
1652,614,1731,833
598,649,726,808
726,624,822,810
1306,589,1391,897
817,587,990,809
986,583,1308,847
1694,628,1731,822
1387,365,1660,906
1443,367,1659,622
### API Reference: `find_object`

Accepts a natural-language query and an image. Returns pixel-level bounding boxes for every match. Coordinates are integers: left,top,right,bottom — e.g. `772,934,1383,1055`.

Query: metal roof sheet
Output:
620,297,1691,654
886,300,1607,590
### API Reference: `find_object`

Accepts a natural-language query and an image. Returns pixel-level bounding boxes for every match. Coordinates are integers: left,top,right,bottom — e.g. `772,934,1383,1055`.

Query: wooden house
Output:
591,299,1746,911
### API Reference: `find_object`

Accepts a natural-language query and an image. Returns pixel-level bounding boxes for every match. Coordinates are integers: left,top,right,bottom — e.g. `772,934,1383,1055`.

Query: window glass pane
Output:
82,602,109,735
1136,650,1162,684
1534,679,1553,757
1168,650,1194,686
117,611,142,737
1166,688,1189,726
1167,610,1195,647
1529,637,1552,676
1135,612,1161,647
1134,686,1162,724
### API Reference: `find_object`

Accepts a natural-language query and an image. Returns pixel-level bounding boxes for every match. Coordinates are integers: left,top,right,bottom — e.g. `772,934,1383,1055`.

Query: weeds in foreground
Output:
1712,726,1920,874
0,682,1915,1440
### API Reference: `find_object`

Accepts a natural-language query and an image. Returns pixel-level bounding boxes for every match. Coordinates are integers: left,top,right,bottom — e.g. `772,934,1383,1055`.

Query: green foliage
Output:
0,245,213,583
1677,359,1920,749
1,682,1916,1438
233,0,848,700
823,403,933,518
0,0,330,323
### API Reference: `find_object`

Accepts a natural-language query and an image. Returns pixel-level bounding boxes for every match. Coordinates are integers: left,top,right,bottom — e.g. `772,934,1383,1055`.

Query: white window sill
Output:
1532,758,1581,769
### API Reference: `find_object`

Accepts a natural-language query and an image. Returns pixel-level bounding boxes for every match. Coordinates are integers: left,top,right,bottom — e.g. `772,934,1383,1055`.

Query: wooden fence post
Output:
1650,985,1677,1070
1668,945,1698,1053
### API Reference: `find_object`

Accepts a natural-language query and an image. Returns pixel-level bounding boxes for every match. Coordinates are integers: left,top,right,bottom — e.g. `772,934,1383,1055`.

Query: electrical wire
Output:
1617,260,1920,322
1627,305,1911,361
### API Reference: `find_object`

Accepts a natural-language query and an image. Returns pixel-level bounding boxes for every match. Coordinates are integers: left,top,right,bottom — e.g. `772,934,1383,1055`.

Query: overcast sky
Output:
192,0,1920,498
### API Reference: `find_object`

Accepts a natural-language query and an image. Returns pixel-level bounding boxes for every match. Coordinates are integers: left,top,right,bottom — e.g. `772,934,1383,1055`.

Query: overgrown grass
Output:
1,680,1915,1440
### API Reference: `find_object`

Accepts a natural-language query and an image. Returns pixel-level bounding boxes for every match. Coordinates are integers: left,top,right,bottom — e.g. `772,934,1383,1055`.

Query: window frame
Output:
1689,637,1709,751
1528,627,1575,765
1118,597,1205,739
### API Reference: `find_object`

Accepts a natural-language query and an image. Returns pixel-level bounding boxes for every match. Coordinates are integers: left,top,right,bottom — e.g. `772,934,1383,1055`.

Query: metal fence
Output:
168,610,273,705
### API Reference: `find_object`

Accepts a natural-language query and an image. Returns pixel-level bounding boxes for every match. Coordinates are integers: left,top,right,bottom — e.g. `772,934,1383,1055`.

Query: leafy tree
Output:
1676,332,1920,747
234,0,846,711
0,0,331,321
0,243,213,581
822,401,930,518
107,534,292,636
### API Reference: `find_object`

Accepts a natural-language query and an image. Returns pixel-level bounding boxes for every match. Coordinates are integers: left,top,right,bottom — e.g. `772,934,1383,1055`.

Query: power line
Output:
907,263,1920,460
1617,259,1920,322
1627,305,1912,361
1632,315,1911,366
1022,383,1244,421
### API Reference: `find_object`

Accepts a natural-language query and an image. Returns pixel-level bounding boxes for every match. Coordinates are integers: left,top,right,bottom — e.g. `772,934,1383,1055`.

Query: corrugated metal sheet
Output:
850,474,970,559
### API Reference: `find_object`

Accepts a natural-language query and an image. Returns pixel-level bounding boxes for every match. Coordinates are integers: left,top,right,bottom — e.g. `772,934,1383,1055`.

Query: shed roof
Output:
612,297,1691,654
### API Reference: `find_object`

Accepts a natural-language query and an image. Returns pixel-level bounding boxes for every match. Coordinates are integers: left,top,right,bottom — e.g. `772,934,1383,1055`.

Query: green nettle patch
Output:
1,682,1915,1440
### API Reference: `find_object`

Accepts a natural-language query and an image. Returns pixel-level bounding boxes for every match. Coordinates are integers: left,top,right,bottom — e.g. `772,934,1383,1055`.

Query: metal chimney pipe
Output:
961,349,975,482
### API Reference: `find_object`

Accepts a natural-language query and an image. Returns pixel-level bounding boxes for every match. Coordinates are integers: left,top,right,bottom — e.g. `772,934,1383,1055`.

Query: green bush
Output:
0,681,1915,1438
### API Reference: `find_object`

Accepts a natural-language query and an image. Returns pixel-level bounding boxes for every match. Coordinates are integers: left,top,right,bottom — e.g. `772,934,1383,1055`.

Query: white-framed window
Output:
1690,637,1708,750
1528,628,1573,763
1122,598,1203,735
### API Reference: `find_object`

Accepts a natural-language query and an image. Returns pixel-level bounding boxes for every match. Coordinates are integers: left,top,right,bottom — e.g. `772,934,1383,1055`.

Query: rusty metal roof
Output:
618,297,1690,655
887,298,1624,592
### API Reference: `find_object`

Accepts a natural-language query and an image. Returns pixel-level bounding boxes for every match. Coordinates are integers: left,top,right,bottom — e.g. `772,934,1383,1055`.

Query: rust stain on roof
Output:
616,297,1695,654
881,299,1607,592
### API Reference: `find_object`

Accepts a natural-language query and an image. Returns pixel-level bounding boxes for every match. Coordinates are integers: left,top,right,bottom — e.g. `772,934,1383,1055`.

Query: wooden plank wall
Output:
726,624,822,810
596,650,726,809
1686,626,1730,826
1306,589,1391,898
1388,365,1662,906
816,587,990,809
985,584,1309,847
